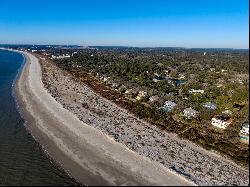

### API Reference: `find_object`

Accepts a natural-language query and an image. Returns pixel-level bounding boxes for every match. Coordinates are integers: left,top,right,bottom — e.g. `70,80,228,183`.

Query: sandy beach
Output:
14,51,196,185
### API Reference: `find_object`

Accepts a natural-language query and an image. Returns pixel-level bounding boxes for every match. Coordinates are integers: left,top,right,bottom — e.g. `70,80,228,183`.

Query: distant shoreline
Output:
13,51,195,186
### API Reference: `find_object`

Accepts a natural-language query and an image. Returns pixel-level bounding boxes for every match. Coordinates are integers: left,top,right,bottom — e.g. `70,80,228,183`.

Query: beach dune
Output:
14,52,195,186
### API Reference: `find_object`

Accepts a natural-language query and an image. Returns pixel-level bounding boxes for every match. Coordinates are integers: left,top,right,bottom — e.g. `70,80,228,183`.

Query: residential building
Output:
152,77,162,82
222,110,233,116
183,108,199,118
136,91,147,100
240,122,249,144
211,115,233,129
203,102,217,110
160,101,177,112
178,73,186,79
188,89,204,94
125,89,132,94
149,95,159,102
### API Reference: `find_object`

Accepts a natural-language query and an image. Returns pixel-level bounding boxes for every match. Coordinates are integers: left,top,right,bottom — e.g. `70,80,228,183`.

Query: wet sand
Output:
14,51,195,186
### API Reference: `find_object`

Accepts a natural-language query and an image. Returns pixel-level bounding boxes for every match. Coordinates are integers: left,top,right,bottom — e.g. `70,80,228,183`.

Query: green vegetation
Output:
39,47,249,166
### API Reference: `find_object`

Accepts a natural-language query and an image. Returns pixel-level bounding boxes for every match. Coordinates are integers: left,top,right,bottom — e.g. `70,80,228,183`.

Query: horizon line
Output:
0,43,249,50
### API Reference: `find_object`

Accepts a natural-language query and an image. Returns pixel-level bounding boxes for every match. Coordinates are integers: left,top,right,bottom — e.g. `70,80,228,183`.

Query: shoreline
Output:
14,51,195,185
10,51,80,185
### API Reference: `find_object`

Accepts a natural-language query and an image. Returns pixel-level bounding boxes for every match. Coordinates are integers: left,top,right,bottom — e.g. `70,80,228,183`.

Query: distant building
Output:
51,54,71,59
183,108,199,118
152,77,162,82
203,102,217,110
125,89,132,94
188,89,204,94
240,122,249,144
211,115,233,129
149,95,159,102
222,110,233,116
160,101,177,112
178,74,185,79
136,91,147,100
216,83,224,88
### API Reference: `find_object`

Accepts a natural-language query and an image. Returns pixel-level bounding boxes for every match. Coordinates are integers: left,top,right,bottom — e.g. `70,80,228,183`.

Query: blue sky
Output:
0,0,249,48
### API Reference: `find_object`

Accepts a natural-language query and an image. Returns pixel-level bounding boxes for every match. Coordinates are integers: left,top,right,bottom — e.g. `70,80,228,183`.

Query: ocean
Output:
0,49,79,185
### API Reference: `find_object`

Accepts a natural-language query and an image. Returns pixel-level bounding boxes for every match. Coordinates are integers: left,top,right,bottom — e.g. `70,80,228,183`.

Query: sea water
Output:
0,49,79,185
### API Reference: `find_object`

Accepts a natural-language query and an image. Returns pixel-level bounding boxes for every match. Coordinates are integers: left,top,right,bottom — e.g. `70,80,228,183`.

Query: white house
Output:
222,110,233,116
240,122,249,143
211,115,233,129
203,102,217,110
183,108,199,118
188,89,204,94
240,122,249,135
161,101,177,112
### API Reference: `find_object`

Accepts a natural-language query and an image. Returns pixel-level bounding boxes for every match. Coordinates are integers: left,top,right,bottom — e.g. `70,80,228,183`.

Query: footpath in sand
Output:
15,52,195,186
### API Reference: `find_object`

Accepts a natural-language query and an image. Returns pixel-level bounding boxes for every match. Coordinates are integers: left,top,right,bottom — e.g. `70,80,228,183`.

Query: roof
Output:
184,107,198,114
203,102,217,108
164,101,177,107
213,115,232,123
242,122,249,128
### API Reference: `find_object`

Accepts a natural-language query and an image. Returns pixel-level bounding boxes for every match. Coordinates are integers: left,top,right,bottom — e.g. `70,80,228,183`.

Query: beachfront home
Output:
211,115,233,129
240,122,249,144
203,102,217,110
160,101,177,112
188,89,204,94
183,108,199,118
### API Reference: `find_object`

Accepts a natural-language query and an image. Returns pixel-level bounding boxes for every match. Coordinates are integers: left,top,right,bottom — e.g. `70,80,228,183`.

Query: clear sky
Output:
0,0,249,48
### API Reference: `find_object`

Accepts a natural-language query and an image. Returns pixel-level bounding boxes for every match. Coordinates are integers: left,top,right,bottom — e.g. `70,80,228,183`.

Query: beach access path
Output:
14,52,196,186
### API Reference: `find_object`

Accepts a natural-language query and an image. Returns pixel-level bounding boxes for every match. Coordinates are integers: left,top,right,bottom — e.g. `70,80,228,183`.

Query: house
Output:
222,110,233,116
136,91,147,100
216,84,224,88
188,89,204,94
149,95,159,102
203,102,217,110
240,122,249,144
152,77,163,82
125,89,132,94
167,79,175,85
178,74,186,79
160,101,177,112
183,108,199,118
211,115,233,129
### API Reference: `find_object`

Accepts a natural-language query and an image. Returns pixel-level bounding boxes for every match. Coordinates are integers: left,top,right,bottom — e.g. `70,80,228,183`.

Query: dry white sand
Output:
14,51,195,186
